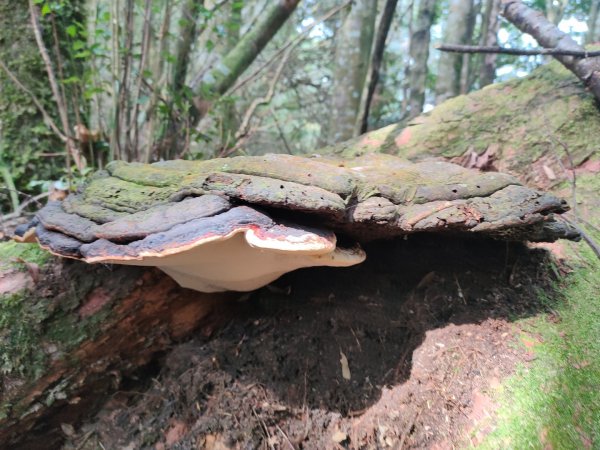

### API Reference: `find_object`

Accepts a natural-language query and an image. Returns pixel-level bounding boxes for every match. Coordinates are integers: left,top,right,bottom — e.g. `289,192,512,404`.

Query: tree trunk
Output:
544,0,567,25
435,0,474,103
408,0,436,118
478,0,501,87
459,0,479,94
171,0,205,95
0,252,231,450
217,2,243,153
157,0,299,159
2,59,599,450
355,0,399,135
192,0,299,111
586,0,600,44
327,0,377,143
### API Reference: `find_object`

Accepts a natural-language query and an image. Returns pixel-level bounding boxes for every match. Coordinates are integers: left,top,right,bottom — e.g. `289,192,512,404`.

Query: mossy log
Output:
19,154,577,259
1,61,598,449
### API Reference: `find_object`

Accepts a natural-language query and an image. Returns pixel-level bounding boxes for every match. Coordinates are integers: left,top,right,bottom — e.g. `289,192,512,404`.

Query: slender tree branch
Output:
436,43,600,57
270,107,293,155
49,13,70,128
0,192,51,222
28,0,83,172
228,1,352,96
559,216,600,261
0,59,67,141
356,0,406,135
500,0,600,102
221,39,297,158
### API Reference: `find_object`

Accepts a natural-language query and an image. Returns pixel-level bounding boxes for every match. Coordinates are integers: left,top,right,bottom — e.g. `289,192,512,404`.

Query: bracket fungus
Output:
14,153,579,292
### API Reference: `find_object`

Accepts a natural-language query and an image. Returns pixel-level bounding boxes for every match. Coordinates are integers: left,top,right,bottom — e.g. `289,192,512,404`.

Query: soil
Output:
59,235,562,450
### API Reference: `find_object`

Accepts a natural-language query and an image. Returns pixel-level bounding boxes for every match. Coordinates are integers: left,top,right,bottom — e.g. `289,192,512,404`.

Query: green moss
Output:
0,241,51,271
323,61,599,179
0,291,51,379
479,243,600,449
107,161,185,187
83,176,178,213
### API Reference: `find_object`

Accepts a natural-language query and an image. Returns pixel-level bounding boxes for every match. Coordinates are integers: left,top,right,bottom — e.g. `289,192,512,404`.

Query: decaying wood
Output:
0,260,231,449
17,154,578,265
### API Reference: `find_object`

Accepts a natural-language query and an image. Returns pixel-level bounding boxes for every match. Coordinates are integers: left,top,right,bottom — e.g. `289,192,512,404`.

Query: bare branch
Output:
0,59,67,141
436,43,600,57
231,40,296,147
0,192,51,222
500,0,600,102
228,1,352,96
28,0,83,172
559,216,600,261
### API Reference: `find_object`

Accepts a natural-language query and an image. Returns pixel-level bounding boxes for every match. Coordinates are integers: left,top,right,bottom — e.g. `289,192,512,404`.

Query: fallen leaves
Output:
340,351,351,380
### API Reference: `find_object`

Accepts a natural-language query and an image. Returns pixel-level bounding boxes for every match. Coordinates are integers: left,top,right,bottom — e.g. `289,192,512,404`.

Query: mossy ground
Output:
474,122,600,449
478,241,600,449
0,241,51,271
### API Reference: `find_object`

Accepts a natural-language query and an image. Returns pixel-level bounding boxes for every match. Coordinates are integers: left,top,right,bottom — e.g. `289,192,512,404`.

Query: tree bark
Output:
327,0,377,143
408,0,436,118
586,0,600,45
172,0,206,95
435,0,474,103
355,0,399,135
191,0,300,113
478,0,500,85
0,255,231,450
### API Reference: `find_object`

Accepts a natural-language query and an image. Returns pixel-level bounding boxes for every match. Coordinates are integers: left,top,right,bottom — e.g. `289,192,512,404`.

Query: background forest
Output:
1,0,599,214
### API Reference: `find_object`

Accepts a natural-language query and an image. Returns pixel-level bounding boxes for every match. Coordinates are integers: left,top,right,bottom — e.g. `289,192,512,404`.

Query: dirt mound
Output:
63,235,560,449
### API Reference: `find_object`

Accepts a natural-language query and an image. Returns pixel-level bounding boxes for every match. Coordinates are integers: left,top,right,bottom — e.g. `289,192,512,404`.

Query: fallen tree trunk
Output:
1,60,599,449
0,248,233,449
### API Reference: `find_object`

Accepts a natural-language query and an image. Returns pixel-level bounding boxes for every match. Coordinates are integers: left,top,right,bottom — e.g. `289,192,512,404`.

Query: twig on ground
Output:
559,216,600,261
398,406,422,450
252,406,275,450
276,424,297,450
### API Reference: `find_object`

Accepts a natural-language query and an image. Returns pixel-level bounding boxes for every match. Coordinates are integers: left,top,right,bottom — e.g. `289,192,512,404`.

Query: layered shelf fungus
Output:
14,153,580,292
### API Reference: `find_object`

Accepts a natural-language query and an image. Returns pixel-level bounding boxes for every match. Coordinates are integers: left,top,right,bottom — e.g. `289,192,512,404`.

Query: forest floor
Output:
55,234,598,450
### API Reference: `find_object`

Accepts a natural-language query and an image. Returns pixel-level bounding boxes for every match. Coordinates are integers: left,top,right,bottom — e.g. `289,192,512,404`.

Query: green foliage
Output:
0,1,61,211
0,0,87,212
